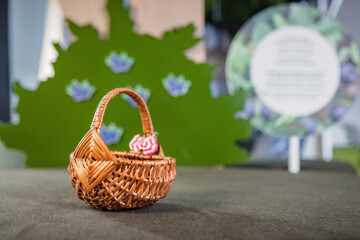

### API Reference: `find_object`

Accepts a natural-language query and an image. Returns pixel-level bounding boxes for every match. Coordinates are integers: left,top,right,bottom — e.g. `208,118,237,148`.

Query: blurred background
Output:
0,0,359,174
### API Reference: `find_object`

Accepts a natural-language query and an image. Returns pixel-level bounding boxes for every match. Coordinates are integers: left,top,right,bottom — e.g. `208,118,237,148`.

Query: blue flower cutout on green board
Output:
121,84,151,108
66,79,96,102
100,123,124,146
105,51,134,73
162,73,192,97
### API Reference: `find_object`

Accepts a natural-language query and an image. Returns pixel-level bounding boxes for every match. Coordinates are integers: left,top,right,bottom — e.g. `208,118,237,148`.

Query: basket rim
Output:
70,150,175,162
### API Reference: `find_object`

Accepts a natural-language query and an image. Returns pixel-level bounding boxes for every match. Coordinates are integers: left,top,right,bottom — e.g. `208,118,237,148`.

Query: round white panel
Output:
250,26,340,117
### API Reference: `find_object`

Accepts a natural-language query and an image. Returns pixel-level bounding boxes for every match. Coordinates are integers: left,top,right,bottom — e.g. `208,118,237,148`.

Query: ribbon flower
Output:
129,134,159,155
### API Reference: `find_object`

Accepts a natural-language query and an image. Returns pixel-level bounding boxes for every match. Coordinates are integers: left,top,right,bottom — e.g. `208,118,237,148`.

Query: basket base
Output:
82,195,158,211
69,172,161,210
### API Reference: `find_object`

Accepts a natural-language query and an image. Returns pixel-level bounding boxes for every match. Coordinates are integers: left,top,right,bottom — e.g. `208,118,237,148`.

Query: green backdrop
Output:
0,0,251,167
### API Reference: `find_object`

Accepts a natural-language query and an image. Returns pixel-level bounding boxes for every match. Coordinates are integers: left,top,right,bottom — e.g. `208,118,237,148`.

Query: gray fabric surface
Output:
1,165,360,240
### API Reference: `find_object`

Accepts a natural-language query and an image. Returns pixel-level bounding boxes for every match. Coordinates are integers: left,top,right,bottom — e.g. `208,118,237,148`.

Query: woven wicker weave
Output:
68,88,176,210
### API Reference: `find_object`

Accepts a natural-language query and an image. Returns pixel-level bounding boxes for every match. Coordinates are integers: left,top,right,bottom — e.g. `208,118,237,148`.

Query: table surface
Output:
1,164,360,240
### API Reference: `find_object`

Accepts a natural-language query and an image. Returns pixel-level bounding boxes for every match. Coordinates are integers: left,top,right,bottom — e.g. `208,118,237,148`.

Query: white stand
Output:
288,136,300,174
321,129,333,162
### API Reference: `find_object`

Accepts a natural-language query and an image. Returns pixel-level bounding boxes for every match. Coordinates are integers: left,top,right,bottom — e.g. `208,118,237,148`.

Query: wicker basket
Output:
68,88,176,210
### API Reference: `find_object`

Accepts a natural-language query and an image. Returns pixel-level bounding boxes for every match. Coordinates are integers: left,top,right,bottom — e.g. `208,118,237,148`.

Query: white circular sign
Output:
250,26,340,117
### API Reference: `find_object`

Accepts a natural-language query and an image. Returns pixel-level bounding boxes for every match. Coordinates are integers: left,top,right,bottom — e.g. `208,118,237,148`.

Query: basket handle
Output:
91,88,154,136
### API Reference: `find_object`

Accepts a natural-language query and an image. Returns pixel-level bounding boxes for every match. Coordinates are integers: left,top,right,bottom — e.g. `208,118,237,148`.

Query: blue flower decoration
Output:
162,73,192,97
66,79,96,102
99,123,124,146
341,62,359,84
261,105,272,122
105,51,134,73
121,84,151,108
299,118,317,134
330,104,348,121
234,100,254,119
